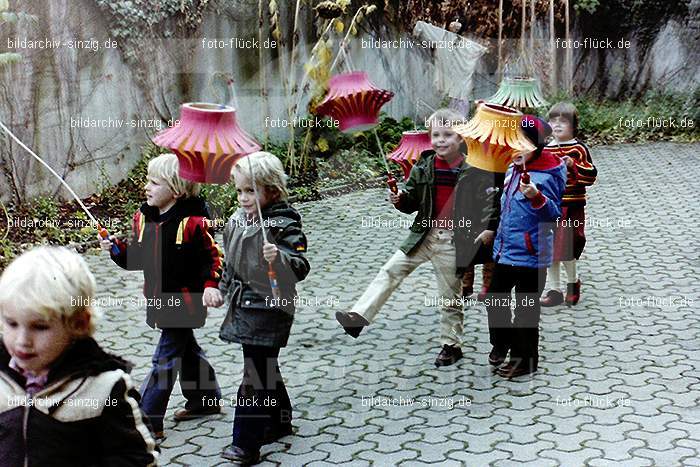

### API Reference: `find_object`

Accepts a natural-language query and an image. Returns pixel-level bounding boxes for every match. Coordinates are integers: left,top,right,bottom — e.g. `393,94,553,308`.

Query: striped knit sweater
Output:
542,140,597,206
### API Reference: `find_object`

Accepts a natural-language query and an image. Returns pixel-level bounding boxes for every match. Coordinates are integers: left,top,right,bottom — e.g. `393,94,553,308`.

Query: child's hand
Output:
389,190,403,205
263,242,278,263
519,180,539,199
98,234,115,252
474,230,495,245
203,287,224,307
562,155,574,168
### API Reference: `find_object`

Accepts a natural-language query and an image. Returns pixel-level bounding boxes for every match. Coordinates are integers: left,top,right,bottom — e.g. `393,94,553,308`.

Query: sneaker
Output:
488,346,508,366
173,404,222,422
565,280,581,306
540,289,564,307
434,344,463,367
221,445,261,465
335,311,369,338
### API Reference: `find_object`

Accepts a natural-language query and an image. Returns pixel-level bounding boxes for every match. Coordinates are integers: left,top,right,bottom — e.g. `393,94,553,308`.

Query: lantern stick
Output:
498,0,503,79
245,156,281,301
329,6,365,73
530,0,535,52
550,0,556,94
0,120,119,254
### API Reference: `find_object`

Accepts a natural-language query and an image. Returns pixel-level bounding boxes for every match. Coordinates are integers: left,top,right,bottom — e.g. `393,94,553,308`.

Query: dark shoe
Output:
335,311,369,338
462,268,475,298
434,344,463,367
496,362,536,379
174,404,222,422
565,280,581,306
540,289,564,307
152,431,166,445
488,346,508,366
222,445,261,465
263,424,295,444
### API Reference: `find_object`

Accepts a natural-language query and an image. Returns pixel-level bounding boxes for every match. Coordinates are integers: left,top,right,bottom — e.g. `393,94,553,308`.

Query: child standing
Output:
100,153,224,439
540,102,597,307
336,109,495,368
0,246,158,465
218,152,310,464
485,116,567,378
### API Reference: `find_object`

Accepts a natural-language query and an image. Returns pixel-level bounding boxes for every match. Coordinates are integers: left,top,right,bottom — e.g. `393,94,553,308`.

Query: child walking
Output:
485,116,566,378
218,152,310,465
0,246,158,465
336,108,494,368
540,102,597,307
100,153,224,439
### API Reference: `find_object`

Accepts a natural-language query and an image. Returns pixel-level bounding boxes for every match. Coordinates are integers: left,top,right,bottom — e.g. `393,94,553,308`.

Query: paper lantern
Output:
488,77,548,109
152,102,261,184
387,130,432,180
453,102,535,173
316,71,394,133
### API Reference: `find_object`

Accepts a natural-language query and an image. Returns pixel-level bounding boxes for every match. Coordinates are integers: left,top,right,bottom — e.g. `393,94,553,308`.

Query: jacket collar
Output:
0,338,132,388
140,196,210,223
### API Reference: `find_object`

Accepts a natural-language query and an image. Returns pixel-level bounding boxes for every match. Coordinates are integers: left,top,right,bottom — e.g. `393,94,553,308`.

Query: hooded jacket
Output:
0,339,158,467
493,151,567,268
219,201,310,348
111,197,223,328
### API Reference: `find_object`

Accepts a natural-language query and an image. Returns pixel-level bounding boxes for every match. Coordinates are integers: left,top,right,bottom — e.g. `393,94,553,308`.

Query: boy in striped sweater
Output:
540,102,597,307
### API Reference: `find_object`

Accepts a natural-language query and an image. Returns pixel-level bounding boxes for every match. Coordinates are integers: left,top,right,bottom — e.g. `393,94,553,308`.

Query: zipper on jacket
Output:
23,403,29,467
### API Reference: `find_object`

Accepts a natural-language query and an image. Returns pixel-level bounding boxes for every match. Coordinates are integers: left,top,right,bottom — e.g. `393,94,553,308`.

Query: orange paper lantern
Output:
453,102,535,173
152,103,261,184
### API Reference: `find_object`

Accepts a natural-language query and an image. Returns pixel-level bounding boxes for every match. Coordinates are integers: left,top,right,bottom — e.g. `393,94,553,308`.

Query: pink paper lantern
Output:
388,130,433,180
316,71,394,133
152,102,261,184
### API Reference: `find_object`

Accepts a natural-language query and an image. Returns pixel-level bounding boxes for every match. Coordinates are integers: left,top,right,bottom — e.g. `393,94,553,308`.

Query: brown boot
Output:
461,267,475,298
540,289,564,307
477,262,494,301
566,280,581,306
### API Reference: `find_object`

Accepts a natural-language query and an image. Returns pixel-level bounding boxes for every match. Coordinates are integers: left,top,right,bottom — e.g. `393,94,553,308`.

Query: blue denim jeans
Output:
140,328,221,432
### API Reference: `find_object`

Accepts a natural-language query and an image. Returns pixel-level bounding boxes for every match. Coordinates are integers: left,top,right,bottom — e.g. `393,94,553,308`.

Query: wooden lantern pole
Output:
565,0,572,93
530,0,535,52
498,0,503,79
550,0,557,94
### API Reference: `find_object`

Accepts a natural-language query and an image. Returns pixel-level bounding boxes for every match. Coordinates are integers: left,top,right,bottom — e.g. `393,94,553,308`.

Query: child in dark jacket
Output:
218,151,310,465
100,153,224,439
336,108,498,368
485,116,567,378
0,246,158,466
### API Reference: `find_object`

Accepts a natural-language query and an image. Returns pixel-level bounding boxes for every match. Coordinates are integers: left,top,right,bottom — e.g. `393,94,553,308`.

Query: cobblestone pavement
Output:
84,142,700,466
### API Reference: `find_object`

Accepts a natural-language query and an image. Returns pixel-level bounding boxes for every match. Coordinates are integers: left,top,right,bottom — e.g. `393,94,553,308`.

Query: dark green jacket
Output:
219,202,310,348
395,151,468,254
395,151,503,274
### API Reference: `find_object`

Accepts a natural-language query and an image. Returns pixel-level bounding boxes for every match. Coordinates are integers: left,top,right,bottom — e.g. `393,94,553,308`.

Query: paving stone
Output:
80,142,700,465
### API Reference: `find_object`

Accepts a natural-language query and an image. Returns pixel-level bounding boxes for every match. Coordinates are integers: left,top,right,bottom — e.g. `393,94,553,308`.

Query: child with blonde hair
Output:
100,153,224,439
218,151,310,464
0,246,158,465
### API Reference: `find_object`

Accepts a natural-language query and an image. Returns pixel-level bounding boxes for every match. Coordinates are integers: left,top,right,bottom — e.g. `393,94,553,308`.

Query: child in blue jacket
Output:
485,116,566,378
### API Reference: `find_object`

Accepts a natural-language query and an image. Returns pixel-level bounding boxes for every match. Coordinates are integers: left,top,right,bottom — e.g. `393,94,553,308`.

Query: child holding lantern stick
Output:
336,108,498,367
99,153,224,440
218,151,310,464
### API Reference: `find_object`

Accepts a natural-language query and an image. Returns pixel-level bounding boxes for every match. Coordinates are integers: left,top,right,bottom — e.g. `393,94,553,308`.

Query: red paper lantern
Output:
387,130,433,180
152,103,261,184
316,71,394,133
